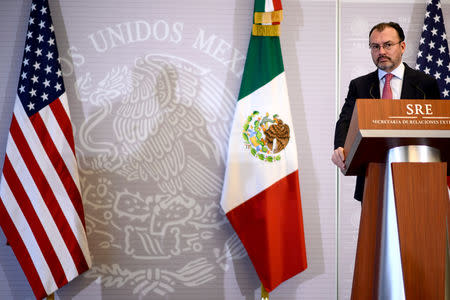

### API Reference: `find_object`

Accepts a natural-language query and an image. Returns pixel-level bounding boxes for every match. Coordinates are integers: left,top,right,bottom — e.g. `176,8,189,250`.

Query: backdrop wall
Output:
0,0,446,299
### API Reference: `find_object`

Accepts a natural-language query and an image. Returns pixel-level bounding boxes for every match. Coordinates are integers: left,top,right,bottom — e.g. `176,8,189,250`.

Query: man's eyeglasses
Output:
369,41,402,51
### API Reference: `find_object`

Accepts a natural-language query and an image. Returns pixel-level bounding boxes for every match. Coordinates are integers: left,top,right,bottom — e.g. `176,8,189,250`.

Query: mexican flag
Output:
220,0,307,292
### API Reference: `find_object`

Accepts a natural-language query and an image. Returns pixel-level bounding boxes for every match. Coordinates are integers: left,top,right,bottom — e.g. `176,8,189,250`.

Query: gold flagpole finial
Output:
261,283,269,300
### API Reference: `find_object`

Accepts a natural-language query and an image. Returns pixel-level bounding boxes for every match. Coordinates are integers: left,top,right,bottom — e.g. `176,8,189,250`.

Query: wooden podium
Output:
343,99,450,300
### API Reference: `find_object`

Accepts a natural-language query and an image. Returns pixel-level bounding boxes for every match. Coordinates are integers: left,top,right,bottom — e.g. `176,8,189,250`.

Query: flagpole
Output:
261,283,269,300
47,293,55,300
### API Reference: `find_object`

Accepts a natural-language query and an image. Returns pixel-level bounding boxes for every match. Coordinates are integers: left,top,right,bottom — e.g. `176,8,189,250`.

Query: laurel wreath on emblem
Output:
242,111,291,162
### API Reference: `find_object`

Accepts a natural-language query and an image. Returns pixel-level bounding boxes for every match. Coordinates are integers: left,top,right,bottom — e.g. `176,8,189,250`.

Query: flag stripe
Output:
254,0,265,12
0,196,48,298
44,98,77,174
0,179,57,295
5,128,82,281
1,155,68,287
10,111,89,275
41,98,82,194
33,105,86,227
238,37,284,100
14,98,90,264
272,0,282,11
264,0,274,12
49,96,76,156
225,170,307,291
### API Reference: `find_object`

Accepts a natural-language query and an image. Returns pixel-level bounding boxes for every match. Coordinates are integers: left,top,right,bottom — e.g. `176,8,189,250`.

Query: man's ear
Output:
400,41,406,53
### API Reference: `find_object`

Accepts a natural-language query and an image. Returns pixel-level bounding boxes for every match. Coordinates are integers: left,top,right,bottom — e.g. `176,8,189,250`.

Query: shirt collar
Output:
378,62,405,80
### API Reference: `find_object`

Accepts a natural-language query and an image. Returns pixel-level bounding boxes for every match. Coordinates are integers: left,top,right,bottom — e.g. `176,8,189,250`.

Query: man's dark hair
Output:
369,22,405,42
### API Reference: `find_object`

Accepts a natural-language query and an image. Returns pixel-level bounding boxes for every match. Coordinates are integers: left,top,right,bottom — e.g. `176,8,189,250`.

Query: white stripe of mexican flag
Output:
220,72,298,213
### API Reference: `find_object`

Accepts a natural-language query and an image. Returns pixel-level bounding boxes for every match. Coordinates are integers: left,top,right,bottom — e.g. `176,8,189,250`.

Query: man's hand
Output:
331,147,346,171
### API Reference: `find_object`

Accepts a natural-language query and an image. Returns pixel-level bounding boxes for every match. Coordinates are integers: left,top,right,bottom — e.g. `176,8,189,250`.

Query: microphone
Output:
414,84,426,99
369,83,376,99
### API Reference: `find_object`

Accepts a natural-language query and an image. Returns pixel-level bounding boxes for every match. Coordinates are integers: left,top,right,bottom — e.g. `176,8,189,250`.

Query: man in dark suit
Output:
331,22,441,201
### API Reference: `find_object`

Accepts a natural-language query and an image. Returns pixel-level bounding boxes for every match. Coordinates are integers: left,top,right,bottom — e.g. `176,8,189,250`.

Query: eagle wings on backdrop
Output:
76,54,235,197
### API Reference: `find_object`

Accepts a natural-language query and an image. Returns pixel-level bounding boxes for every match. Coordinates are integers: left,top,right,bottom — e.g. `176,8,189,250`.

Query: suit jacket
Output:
334,63,441,201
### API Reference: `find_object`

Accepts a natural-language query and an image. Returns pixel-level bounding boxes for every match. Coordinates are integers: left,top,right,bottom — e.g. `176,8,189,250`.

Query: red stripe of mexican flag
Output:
220,0,307,292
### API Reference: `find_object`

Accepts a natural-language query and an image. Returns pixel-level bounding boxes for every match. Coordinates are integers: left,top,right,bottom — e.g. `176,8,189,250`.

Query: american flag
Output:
416,0,450,99
0,0,91,298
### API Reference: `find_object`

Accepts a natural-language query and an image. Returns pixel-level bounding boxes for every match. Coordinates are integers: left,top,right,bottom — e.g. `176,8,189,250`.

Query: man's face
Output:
369,27,406,72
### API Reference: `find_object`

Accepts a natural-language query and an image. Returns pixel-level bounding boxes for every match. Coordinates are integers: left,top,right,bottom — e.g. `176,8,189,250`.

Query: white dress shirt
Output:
378,62,405,99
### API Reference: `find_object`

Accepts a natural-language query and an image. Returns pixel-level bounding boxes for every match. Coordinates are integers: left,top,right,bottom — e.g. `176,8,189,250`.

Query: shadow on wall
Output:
278,0,327,295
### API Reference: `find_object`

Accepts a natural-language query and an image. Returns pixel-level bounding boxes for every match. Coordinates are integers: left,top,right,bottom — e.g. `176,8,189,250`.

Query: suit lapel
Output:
401,63,424,99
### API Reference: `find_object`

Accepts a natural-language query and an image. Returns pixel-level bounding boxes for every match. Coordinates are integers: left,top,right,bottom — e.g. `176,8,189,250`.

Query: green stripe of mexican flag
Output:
220,0,307,293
